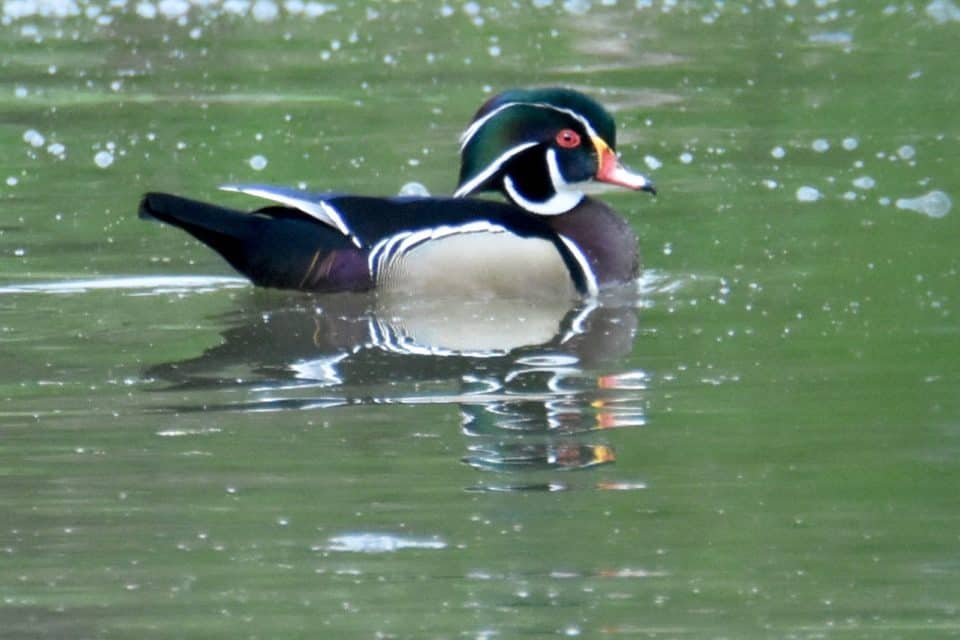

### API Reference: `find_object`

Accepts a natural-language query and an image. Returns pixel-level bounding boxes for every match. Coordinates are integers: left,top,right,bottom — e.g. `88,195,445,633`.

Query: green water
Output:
2,1,959,638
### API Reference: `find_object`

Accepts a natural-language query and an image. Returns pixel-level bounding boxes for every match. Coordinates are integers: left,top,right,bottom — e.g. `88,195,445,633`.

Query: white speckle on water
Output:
462,1,480,15
842,136,859,151
47,142,66,158
808,31,853,45
440,4,454,16
248,154,268,171
879,196,891,206
762,179,779,190
487,44,501,57
796,186,822,202
926,0,960,23
644,155,662,170
303,1,334,17
897,145,916,160
895,190,951,218
157,0,188,19
135,1,156,18
679,151,693,164
771,145,786,159
6,176,18,187
23,129,45,148
94,150,114,168
852,176,875,190
222,0,249,15
842,190,857,201
251,0,278,21
811,138,830,153
14,248,27,257
562,0,591,14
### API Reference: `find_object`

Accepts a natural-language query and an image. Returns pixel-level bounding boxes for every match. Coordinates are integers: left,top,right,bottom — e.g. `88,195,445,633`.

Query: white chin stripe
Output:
503,174,583,216
220,184,360,248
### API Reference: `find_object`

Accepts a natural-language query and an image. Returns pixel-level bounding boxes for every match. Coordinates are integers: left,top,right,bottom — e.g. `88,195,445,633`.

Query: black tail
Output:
139,192,355,290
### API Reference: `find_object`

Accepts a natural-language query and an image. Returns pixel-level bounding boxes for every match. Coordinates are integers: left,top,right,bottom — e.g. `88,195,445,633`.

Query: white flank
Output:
369,221,509,281
220,184,361,248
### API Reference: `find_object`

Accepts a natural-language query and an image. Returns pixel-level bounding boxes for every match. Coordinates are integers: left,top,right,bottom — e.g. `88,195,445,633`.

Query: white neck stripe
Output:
558,234,599,296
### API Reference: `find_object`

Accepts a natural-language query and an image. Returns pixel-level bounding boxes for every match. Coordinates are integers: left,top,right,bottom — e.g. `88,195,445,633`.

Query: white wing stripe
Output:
219,185,361,247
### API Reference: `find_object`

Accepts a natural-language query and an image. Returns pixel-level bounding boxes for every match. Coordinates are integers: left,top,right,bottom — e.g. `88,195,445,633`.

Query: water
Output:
3,2,959,638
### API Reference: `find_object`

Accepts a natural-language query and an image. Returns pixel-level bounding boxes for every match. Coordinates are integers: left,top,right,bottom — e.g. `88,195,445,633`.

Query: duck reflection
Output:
146,290,649,485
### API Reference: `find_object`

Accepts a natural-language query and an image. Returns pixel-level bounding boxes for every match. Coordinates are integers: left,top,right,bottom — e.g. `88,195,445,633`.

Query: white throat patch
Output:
501,148,584,216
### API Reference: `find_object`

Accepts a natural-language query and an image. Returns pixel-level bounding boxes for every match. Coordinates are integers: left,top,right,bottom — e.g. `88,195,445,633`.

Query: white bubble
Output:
94,150,114,168
852,176,875,190
135,1,157,18
842,137,859,150
6,176,18,186
897,145,916,160
157,0,188,18
811,138,830,153
248,154,268,171
487,45,501,57
23,129,45,147
926,0,960,24
679,152,693,164
47,142,66,158
252,0,278,21
223,0,249,15
895,190,951,218
644,155,662,170
796,186,822,202
761,179,778,190
771,145,786,159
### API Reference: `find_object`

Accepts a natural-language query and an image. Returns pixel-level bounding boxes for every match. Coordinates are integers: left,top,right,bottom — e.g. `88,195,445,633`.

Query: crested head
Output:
454,87,654,215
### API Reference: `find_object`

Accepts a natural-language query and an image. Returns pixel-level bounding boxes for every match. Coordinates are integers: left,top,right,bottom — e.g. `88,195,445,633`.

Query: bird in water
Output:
139,87,655,298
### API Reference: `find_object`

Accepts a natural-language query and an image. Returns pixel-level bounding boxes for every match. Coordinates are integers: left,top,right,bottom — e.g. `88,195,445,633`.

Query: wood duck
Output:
139,87,655,298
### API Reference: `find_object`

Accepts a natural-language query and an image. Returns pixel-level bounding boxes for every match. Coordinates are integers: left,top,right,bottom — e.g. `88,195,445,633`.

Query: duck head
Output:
454,88,655,215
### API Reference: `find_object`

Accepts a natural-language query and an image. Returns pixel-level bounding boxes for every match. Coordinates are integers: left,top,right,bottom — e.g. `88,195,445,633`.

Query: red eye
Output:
555,129,581,149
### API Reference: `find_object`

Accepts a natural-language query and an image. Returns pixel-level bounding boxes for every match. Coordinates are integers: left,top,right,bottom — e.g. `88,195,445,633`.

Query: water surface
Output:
2,1,959,638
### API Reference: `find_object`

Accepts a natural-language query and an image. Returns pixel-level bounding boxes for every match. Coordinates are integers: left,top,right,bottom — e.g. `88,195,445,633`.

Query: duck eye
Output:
555,129,581,149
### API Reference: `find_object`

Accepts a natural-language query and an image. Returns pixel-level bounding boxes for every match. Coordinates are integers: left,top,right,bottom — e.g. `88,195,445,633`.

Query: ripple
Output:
0,275,248,295
321,533,447,553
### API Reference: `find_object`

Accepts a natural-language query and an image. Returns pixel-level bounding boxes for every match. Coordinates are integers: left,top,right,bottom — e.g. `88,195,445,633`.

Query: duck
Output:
138,87,655,298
